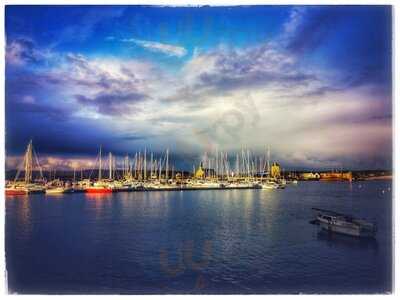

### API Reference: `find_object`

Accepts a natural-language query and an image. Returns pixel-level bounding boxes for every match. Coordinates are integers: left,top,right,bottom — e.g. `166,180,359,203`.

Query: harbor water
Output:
6,180,392,294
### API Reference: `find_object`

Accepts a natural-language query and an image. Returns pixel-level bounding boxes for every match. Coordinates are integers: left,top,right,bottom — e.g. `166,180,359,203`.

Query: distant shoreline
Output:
362,175,392,180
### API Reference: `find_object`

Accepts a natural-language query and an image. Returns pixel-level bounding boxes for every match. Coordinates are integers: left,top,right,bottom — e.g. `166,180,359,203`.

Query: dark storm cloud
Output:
5,71,64,97
5,73,73,122
6,52,145,92
197,70,316,92
5,113,138,157
119,133,158,141
75,91,147,116
5,41,145,91
7,100,70,121
284,6,392,93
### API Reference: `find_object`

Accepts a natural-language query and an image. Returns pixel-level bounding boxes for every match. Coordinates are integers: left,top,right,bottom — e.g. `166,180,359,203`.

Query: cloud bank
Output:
5,6,392,170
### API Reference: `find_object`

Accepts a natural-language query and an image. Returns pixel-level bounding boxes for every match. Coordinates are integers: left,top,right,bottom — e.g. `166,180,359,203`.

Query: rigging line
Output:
88,153,100,180
13,155,25,183
32,146,44,180
13,145,29,183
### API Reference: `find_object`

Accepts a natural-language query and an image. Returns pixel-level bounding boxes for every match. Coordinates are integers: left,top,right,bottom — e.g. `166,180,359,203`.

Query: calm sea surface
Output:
6,181,392,294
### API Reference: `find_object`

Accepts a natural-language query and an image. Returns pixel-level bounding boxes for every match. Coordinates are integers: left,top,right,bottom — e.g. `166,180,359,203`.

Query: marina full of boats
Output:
6,141,380,240
5,141,292,195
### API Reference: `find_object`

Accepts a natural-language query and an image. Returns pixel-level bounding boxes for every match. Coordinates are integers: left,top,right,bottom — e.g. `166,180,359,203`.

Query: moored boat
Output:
312,208,377,237
85,147,113,193
85,179,113,193
261,181,279,189
85,181,113,193
5,140,46,196
46,187,72,194
5,185,28,195
86,186,113,193
26,184,45,193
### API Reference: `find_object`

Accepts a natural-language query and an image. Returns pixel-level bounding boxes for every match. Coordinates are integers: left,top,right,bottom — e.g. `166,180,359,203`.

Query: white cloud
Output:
122,38,187,57
6,6,391,169
19,45,389,169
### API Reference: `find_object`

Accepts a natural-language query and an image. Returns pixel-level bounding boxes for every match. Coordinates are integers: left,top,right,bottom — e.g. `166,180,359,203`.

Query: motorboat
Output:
312,208,377,237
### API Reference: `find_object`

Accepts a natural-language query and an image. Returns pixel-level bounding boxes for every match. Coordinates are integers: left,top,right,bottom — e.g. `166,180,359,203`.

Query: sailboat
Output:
46,186,71,194
5,183,28,195
260,148,278,189
261,181,280,189
45,178,73,194
85,147,113,193
6,140,45,195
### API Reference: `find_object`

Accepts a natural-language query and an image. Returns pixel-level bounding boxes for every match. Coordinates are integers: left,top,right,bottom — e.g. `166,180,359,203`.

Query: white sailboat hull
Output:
46,187,67,194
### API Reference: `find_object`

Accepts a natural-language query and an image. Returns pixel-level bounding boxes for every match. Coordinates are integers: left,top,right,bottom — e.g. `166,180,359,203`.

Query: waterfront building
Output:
194,163,205,179
300,172,321,180
319,171,352,181
270,162,281,178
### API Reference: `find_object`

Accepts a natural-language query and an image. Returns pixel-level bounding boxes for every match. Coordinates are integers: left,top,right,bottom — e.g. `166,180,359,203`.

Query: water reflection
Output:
317,230,379,251
84,193,114,201
118,191,172,220
5,181,392,294
7,196,33,242
84,193,113,220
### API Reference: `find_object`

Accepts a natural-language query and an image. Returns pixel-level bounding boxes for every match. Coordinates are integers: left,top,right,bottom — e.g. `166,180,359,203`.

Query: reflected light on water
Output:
119,192,172,220
5,181,392,294
7,195,33,242
84,193,113,220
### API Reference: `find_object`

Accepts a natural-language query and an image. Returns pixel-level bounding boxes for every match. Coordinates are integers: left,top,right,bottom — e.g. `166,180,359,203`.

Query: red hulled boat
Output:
85,147,113,194
86,186,113,193
5,187,27,195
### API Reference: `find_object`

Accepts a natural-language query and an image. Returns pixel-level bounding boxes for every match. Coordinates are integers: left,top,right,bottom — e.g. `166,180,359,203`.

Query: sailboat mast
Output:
236,153,239,179
150,152,153,178
98,146,102,181
134,153,137,179
247,150,250,178
158,159,162,180
267,147,270,177
109,152,112,180
166,149,169,180
144,148,147,180
215,149,219,179
24,140,33,184
208,156,211,179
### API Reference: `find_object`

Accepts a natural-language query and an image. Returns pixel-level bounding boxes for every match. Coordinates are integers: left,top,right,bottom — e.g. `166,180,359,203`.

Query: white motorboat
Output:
313,208,377,237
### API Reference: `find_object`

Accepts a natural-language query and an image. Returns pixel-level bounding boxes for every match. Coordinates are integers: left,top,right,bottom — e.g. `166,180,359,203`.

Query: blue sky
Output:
5,5,392,170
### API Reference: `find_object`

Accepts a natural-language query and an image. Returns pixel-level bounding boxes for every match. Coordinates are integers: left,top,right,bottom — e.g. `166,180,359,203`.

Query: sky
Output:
5,5,392,171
